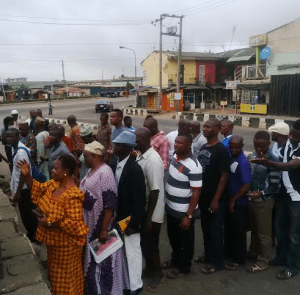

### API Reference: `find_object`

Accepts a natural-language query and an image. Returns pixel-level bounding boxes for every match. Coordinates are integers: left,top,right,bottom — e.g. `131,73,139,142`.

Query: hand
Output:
180,216,191,230
249,191,262,200
210,199,219,213
15,159,30,177
228,199,235,213
124,227,136,236
11,192,20,207
250,157,270,165
146,218,153,233
37,214,48,227
98,229,109,244
130,150,138,158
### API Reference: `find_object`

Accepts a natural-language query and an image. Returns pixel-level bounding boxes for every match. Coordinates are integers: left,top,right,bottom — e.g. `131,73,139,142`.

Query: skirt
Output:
47,245,84,295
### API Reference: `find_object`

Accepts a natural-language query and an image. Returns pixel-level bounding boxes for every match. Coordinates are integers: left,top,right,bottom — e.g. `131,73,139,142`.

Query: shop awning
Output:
183,85,208,90
209,84,226,90
237,79,270,90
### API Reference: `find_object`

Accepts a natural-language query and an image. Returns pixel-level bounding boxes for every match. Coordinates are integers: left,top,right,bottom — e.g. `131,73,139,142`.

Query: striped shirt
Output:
165,153,202,219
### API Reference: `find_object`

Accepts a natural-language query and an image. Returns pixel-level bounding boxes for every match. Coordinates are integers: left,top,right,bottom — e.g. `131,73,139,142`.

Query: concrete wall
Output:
267,18,300,76
142,52,197,87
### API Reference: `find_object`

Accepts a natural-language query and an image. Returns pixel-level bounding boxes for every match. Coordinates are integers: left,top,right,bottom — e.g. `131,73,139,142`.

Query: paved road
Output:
0,97,259,151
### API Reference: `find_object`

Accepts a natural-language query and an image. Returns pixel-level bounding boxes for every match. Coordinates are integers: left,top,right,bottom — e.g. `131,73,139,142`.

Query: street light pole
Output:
119,46,137,89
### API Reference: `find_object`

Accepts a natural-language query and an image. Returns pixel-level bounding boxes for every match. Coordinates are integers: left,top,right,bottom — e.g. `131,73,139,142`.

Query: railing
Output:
242,64,266,80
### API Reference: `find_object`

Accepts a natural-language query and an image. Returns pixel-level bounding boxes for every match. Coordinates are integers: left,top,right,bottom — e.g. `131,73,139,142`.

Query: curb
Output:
172,112,296,129
123,108,148,116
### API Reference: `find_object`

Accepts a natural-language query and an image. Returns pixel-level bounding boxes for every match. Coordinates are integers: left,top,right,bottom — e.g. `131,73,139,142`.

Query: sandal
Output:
247,264,268,273
224,262,239,270
201,264,222,274
276,268,297,280
147,275,165,292
162,259,177,270
194,256,208,263
165,269,183,279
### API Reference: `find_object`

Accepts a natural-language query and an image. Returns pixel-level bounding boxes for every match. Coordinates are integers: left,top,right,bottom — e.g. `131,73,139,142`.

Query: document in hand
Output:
89,229,123,264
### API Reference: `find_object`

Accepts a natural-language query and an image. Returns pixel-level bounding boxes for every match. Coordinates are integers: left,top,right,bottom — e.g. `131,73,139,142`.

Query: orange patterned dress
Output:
31,180,89,295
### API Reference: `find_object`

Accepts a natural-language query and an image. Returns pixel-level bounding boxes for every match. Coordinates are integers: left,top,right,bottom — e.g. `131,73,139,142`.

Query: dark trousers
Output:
201,202,225,268
18,189,38,242
141,222,162,274
224,205,248,265
5,145,12,170
48,107,52,115
167,213,195,273
275,193,300,271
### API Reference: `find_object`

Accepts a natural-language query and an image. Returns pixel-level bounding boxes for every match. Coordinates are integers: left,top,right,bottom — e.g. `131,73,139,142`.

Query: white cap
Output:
11,110,18,115
268,122,290,136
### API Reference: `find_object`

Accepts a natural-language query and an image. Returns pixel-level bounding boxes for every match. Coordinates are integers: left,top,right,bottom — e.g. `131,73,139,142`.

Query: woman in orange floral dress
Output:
17,154,89,295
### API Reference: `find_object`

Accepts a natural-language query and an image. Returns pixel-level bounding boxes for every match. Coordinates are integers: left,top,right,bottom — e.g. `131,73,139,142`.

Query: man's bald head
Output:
191,121,201,136
67,115,77,127
57,124,65,137
178,119,191,134
144,117,158,136
230,134,243,145
135,127,151,152
221,120,234,137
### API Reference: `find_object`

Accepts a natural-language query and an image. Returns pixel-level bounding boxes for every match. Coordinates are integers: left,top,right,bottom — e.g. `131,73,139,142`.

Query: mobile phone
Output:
32,209,43,218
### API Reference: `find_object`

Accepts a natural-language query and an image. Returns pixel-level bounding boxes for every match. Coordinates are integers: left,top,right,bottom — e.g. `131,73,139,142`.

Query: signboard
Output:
249,34,268,47
226,81,239,90
174,93,182,100
240,103,267,115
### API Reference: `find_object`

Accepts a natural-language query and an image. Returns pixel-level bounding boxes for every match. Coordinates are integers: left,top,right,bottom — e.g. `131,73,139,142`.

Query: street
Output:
0,97,258,152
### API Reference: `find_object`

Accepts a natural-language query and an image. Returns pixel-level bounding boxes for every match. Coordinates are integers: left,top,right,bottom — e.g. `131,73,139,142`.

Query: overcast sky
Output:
0,0,299,82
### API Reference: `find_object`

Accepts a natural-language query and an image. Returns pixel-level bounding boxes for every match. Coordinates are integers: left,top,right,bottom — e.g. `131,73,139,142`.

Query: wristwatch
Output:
47,221,52,227
186,214,193,219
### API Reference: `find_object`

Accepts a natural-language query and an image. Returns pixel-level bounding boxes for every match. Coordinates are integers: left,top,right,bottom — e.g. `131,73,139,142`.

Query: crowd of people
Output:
1,107,300,295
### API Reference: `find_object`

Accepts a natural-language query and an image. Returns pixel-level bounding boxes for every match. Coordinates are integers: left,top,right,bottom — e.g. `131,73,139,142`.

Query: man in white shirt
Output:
112,131,146,295
268,122,289,158
7,128,37,242
135,128,165,292
166,119,191,164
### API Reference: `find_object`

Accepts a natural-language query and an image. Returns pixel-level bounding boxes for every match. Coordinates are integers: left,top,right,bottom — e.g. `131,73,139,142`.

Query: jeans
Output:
248,199,274,267
167,213,195,273
200,202,225,268
224,205,248,265
275,193,300,271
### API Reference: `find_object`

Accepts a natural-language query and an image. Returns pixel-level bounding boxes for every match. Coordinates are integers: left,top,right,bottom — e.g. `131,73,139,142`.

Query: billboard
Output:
249,34,268,47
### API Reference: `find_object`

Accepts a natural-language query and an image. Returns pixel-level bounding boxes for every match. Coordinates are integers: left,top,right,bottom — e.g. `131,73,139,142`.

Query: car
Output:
95,100,113,113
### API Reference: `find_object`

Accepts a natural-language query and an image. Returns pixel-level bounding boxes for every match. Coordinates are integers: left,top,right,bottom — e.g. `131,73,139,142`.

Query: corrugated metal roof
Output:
227,55,254,63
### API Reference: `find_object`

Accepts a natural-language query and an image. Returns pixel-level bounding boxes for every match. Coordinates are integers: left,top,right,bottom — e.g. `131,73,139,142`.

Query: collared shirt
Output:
271,142,283,159
136,147,165,223
96,123,112,149
11,142,31,192
166,130,178,163
248,149,281,201
69,125,84,153
192,132,207,158
151,131,169,171
166,153,202,219
229,152,252,206
222,134,232,149
36,131,49,163
280,139,300,201
48,141,72,173
115,155,130,185
111,125,128,141
20,132,36,154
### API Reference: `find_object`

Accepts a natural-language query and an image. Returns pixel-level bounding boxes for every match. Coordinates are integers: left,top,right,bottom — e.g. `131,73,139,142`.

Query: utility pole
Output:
153,14,183,110
62,59,66,85
176,16,183,111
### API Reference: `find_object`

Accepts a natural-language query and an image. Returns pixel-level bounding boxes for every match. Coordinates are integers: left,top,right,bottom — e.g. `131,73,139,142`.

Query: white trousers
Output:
124,233,143,291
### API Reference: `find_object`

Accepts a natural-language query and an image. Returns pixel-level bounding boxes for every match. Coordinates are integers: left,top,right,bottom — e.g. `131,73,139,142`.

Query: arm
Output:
229,184,251,213
181,187,201,230
0,153,9,165
210,172,229,212
146,190,159,232
161,139,170,171
98,208,114,243
250,157,300,171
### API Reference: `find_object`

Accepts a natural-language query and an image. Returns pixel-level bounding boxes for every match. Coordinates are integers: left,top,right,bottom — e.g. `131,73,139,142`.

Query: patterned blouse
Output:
69,125,84,153
31,179,89,247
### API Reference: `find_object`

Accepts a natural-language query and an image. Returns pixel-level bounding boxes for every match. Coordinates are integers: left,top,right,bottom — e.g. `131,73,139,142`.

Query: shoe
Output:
247,263,268,273
129,287,143,295
276,268,298,280
165,269,184,279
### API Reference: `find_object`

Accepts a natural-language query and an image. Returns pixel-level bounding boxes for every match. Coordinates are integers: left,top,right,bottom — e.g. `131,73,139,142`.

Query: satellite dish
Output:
260,47,271,61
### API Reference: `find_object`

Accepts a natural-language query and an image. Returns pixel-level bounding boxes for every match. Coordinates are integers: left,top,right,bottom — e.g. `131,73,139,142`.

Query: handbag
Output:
13,147,47,183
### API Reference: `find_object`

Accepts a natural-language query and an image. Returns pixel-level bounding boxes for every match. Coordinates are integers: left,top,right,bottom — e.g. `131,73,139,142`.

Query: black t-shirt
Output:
197,142,230,207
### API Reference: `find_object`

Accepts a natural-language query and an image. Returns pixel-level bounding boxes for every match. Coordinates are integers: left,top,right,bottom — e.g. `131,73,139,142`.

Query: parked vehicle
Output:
95,100,113,113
